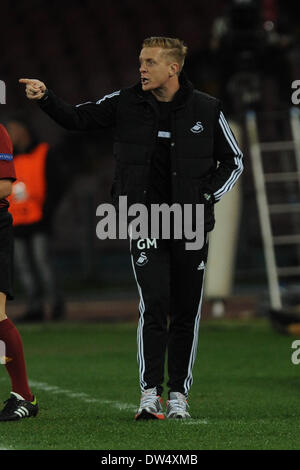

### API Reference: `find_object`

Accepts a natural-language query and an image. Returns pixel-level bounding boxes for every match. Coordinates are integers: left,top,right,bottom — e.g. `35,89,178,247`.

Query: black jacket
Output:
39,72,243,231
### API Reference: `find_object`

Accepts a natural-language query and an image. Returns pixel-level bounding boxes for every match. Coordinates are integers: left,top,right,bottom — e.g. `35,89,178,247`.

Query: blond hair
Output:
142,37,188,73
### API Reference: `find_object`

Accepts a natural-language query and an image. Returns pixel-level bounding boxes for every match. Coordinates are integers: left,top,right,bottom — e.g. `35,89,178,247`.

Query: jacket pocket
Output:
177,157,214,179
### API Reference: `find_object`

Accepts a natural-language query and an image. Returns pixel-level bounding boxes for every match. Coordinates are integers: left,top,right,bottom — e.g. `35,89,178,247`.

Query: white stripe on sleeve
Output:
96,90,120,105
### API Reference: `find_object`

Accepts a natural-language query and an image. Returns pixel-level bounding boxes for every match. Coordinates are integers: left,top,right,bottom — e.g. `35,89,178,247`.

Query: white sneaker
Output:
135,387,164,420
165,392,191,419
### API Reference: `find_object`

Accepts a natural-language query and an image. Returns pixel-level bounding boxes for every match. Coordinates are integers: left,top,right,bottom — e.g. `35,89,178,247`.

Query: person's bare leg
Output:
0,291,33,401
0,292,7,321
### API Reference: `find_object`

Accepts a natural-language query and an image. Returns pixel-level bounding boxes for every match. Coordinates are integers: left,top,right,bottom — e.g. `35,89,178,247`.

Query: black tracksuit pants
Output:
130,234,209,398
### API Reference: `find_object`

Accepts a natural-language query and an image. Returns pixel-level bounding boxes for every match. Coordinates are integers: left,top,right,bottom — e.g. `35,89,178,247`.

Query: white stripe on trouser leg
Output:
129,225,147,391
134,269,147,391
131,259,147,391
183,269,206,396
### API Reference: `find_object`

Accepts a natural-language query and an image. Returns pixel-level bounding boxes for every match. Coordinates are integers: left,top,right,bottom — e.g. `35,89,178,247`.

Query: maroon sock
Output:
0,318,33,402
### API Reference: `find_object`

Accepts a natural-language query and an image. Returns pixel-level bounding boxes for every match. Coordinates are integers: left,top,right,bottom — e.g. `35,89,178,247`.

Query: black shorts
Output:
0,208,14,300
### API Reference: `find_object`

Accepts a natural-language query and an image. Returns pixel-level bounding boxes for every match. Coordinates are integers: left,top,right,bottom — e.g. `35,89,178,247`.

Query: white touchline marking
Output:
28,380,137,412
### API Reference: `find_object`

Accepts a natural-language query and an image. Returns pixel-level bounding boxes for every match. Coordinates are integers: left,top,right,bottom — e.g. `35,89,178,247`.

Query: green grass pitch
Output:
0,318,299,450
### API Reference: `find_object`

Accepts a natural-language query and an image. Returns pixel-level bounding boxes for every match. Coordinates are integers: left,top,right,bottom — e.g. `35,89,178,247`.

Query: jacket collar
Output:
131,70,194,109
14,140,39,156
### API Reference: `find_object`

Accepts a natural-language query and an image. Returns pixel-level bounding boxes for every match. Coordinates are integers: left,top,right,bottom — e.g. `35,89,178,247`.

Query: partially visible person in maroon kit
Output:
0,123,38,421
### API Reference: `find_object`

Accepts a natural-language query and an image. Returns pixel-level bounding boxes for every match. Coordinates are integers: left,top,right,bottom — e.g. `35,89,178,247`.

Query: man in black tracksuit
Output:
20,37,243,420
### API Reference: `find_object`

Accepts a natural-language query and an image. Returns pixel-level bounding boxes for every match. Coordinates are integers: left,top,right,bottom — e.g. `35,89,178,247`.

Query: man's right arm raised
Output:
19,78,118,131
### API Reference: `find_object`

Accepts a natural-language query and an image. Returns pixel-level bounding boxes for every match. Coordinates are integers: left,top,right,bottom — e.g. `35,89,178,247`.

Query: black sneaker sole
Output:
135,409,164,420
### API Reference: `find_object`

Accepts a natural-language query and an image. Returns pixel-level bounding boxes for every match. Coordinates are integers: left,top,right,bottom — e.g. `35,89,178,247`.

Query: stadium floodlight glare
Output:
0,80,6,104
96,196,205,250
291,80,300,105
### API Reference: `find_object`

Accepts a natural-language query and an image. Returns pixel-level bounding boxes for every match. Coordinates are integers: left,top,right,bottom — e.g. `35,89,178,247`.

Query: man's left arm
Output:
203,109,243,204
0,124,17,198
0,179,13,199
